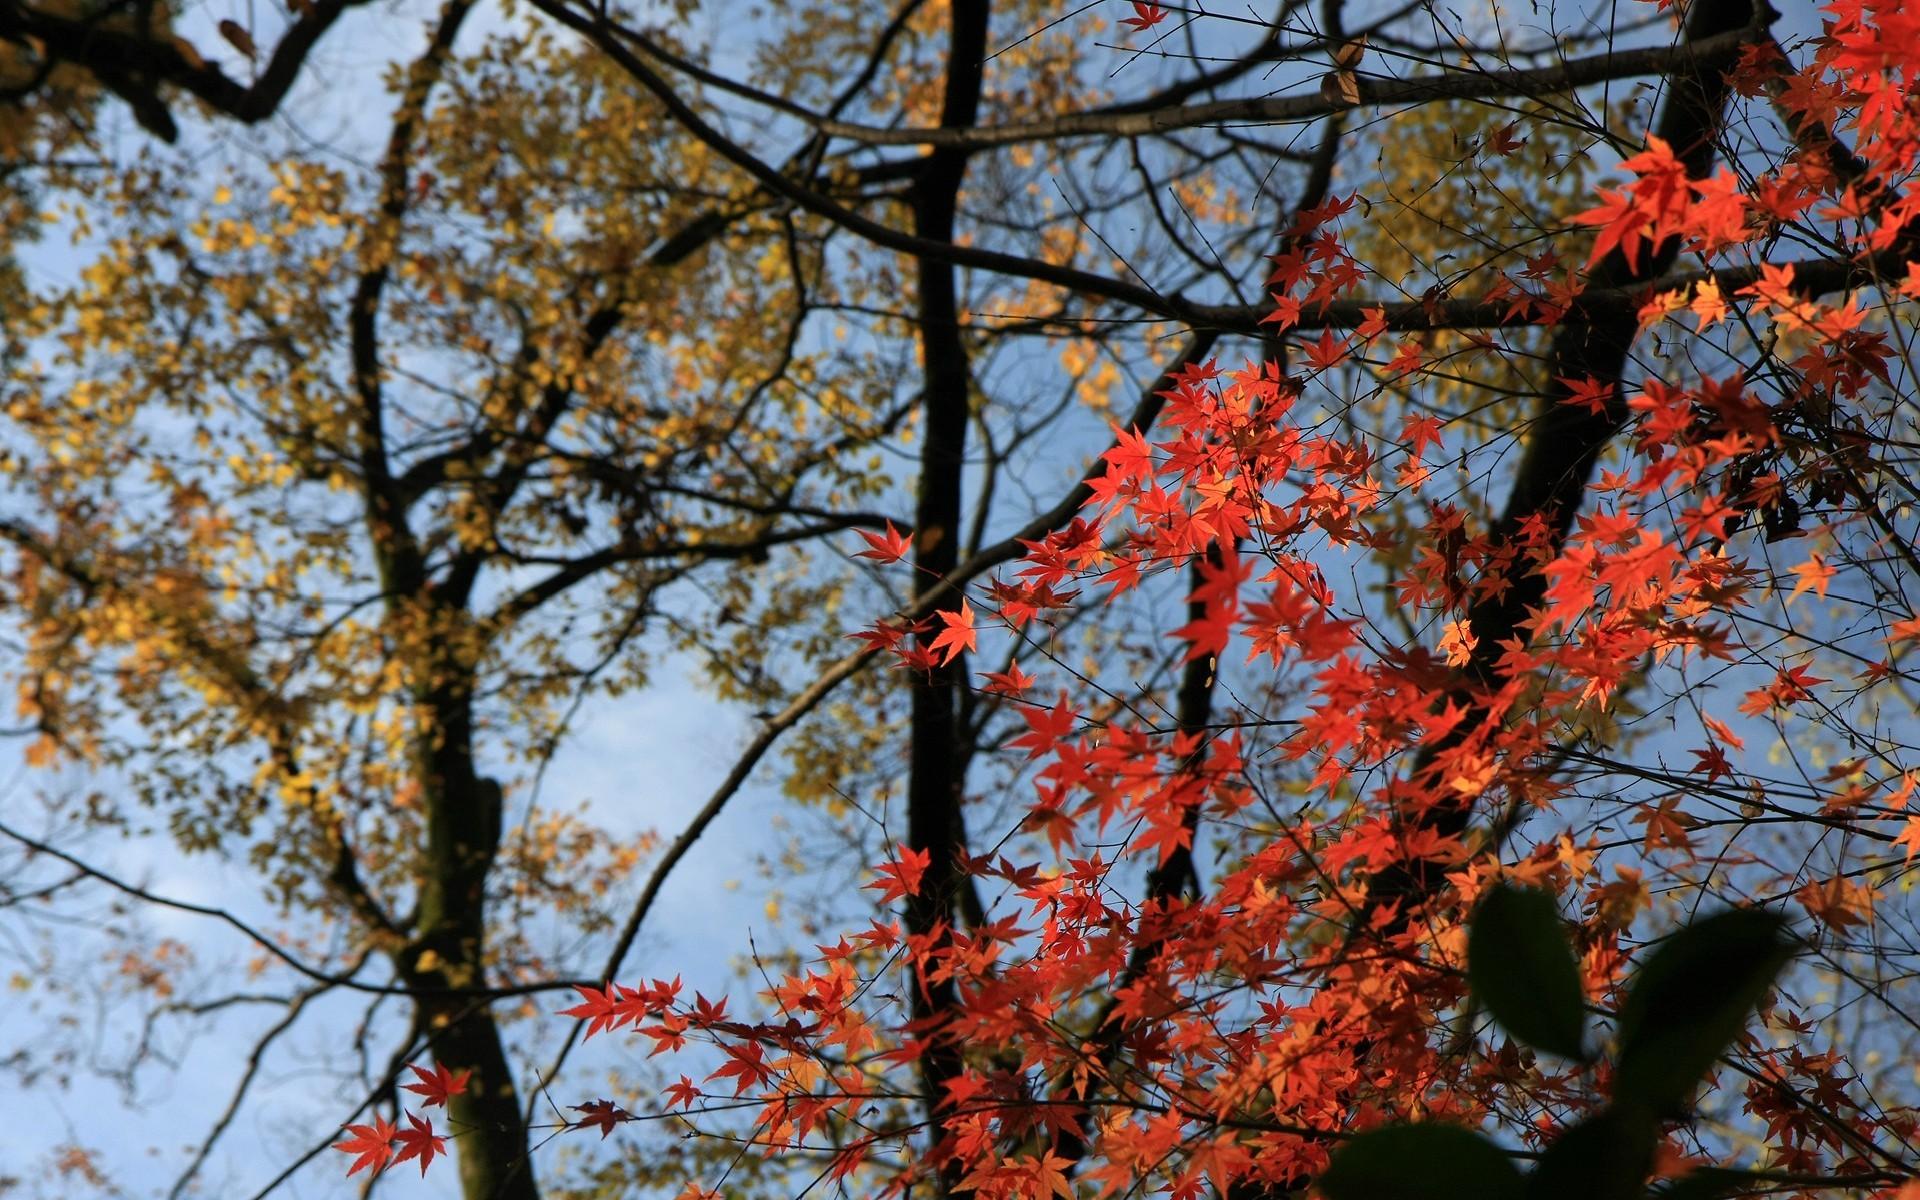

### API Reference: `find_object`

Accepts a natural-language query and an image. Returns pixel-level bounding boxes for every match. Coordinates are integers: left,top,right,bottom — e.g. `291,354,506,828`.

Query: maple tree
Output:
0,0,1362,1195
3,0,1920,1199
490,1,1920,1198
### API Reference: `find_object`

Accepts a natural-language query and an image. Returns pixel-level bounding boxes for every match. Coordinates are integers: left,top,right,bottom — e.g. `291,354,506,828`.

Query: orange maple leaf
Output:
1437,618,1478,668
1797,875,1873,932
1690,277,1728,327
980,663,1036,695
1886,816,1920,864
855,521,912,563
868,844,931,904
1787,553,1836,603
929,599,979,666
332,1114,398,1177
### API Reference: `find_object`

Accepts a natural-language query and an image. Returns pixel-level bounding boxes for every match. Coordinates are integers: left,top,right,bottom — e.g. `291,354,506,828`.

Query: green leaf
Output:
1613,907,1793,1112
1318,1124,1525,1200
1525,1108,1656,1200
1468,882,1589,1060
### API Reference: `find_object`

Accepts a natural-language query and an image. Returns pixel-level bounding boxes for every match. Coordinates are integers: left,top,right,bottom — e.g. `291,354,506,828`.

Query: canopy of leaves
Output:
4,3,1920,1200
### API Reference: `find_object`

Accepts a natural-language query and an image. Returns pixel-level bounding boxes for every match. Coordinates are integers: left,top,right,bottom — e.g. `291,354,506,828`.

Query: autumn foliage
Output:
4,0,1920,1196
319,0,1920,1196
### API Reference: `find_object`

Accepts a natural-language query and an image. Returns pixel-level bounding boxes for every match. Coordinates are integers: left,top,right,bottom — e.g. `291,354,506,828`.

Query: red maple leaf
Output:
392,1112,448,1176
894,640,944,676
571,1099,637,1139
1301,328,1349,371
1558,374,1614,416
663,1075,702,1111
1385,339,1424,377
332,1113,398,1177
855,521,912,563
1010,695,1077,759
708,1040,774,1096
1572,136,1689,269
1120,2,1169,32
928,599,979,666
558,982,625,1039
846,619,911,655
868,844,931,904
402,1061,472,1109
980,663,1035,695
1399,412,1445,459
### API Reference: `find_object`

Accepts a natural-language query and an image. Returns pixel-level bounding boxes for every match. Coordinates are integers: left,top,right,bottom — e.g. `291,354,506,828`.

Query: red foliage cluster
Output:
335,1,1920,1196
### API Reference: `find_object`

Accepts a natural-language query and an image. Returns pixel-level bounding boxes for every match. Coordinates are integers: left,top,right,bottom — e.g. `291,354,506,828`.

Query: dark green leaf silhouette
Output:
1524,1107,1656,1200
1469,882,1590,1061
1318,1124,1525,1200
1613,907,1792,1112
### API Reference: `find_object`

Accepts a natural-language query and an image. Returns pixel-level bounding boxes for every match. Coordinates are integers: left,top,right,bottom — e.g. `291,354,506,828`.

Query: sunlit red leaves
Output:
954,1150,1076,1200
988,578,1079,629
1787,554,1836,603
671,17,1920,1200
331,0,1920,1187
1685,170,1750,253
558,976,683,1041
333,1111,446,1177
1572,137,1753,270
1399,413,1445,460
1739,663,1831,716
560,981,632,1039
1383,339,1424,378
929,599,980,666
1011,695,1078,760
979,662,1036,695
1737,263,1823,333
1355,305,1388,341
333,1114,398,1177
663,1075,703,1111
1301,329,1350,372
855,521,912,563
867,844,931,904
1573,137,1688,268
708,1039,775,1096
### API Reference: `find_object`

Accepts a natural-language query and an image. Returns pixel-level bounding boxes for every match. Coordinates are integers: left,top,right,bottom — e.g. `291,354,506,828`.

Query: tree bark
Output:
904,0,990,1190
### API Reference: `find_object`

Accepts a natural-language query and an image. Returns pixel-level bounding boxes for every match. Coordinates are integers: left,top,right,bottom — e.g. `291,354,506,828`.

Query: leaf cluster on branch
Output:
2,0,1919,1199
